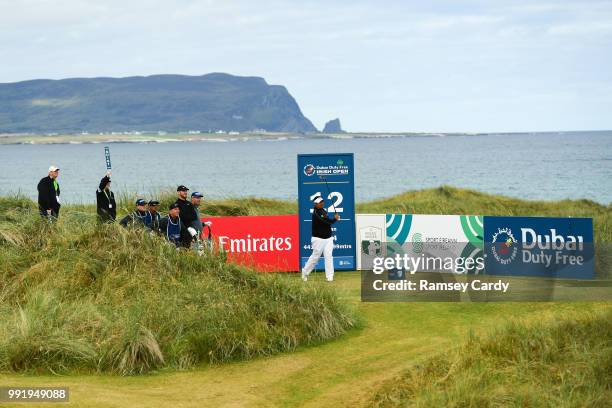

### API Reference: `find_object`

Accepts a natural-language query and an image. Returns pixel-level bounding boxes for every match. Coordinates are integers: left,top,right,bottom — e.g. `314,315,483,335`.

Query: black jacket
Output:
158,215,192,248
175,198,197,228
147,211,161,231
96,176,117,222
119,210,147,228
312,207,337,239
37,176,60,214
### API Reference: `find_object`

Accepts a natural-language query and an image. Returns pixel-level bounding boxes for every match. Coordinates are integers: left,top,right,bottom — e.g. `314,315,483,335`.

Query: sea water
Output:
0,131,610,204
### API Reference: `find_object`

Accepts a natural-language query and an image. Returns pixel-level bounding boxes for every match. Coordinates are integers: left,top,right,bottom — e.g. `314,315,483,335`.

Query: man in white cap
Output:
37,165,61,219
301,195,340,282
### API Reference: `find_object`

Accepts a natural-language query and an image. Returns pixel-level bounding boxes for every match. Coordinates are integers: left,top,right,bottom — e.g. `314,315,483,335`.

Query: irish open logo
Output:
491,227,517,265
303,164,315,176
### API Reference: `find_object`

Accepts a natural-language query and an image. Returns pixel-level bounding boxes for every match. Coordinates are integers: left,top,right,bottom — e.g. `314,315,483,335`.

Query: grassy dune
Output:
370,309,611,407
0,197,357,375
192,186,610,239
146,185,610,237
0,276,608,408
0,186,610,407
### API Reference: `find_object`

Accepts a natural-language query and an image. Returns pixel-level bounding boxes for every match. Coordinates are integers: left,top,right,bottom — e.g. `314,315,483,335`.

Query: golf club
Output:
319,175,337,214
196,224,213,255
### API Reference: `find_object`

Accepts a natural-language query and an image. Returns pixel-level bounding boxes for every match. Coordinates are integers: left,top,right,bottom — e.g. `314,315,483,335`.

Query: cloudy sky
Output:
1,0,611,132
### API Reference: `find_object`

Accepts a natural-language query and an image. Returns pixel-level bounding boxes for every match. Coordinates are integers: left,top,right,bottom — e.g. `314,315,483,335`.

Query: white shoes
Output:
300,271,334,282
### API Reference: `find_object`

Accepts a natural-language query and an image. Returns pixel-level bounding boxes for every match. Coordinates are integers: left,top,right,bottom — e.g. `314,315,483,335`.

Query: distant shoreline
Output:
0,130,609,145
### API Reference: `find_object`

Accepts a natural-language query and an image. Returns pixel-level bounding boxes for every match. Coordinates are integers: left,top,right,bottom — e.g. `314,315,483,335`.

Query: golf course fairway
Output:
1,271,608,407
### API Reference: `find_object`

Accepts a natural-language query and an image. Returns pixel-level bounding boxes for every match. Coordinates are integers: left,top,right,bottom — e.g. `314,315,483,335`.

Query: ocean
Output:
1,131,610,204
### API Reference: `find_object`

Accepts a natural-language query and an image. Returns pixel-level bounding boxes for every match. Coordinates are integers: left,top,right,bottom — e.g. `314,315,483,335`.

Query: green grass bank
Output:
0,198,358,375
370,308,611,407
0,186,609,381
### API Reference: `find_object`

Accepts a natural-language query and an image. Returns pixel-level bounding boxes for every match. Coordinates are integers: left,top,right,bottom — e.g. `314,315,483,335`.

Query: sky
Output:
1,0,611,132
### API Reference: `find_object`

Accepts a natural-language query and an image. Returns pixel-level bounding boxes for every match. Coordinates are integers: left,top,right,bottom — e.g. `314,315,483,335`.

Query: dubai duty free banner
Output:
482,216,595,279
358,214,609,302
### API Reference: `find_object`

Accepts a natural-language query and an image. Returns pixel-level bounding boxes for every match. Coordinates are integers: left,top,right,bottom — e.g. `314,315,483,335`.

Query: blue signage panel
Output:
297,153,356,270
483,216,594,279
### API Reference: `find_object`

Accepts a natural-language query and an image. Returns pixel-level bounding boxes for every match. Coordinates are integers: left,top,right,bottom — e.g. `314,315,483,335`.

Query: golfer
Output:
37,165,61,220
301,196,340,282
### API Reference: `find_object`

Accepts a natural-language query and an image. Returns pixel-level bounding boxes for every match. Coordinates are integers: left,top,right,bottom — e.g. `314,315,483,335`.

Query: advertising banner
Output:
201,215,299,272
356,214,386,270
356,214,484,273
359,214,601,302
385,214,484,269
483,216,594,279
297,153,356,270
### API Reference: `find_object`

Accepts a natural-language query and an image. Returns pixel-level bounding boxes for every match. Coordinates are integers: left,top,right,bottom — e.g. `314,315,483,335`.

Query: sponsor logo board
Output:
483,216,594,279
298,153,356,270
356,214,484,274
201,215,299,272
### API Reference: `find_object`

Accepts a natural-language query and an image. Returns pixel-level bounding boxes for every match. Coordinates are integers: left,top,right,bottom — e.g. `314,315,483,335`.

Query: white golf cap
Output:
313,196,324,204
48,165,60,172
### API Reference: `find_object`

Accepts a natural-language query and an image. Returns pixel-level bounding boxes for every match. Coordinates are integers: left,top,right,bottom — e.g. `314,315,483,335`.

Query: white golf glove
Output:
204,221,213,226
187,227,197,237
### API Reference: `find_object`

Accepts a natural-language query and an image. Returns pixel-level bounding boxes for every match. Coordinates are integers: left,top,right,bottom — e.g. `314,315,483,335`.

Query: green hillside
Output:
0,186,609,407
0,73,318,133
0,196,356,375
370,309,611,407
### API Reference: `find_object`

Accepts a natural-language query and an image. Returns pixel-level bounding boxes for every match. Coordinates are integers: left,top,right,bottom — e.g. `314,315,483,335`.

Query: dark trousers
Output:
39,207,60,219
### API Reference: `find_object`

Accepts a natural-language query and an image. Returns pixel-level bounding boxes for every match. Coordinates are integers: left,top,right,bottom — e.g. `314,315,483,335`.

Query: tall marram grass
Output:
370,309,612,408
0,186,609,376
360,186,611,242
0,197,358,375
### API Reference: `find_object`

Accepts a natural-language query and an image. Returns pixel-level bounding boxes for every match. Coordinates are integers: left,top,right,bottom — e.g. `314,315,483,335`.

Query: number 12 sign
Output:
297,153,356,271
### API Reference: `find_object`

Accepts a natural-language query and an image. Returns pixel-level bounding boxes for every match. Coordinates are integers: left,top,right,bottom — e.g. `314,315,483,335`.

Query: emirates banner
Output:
201,215,299,272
